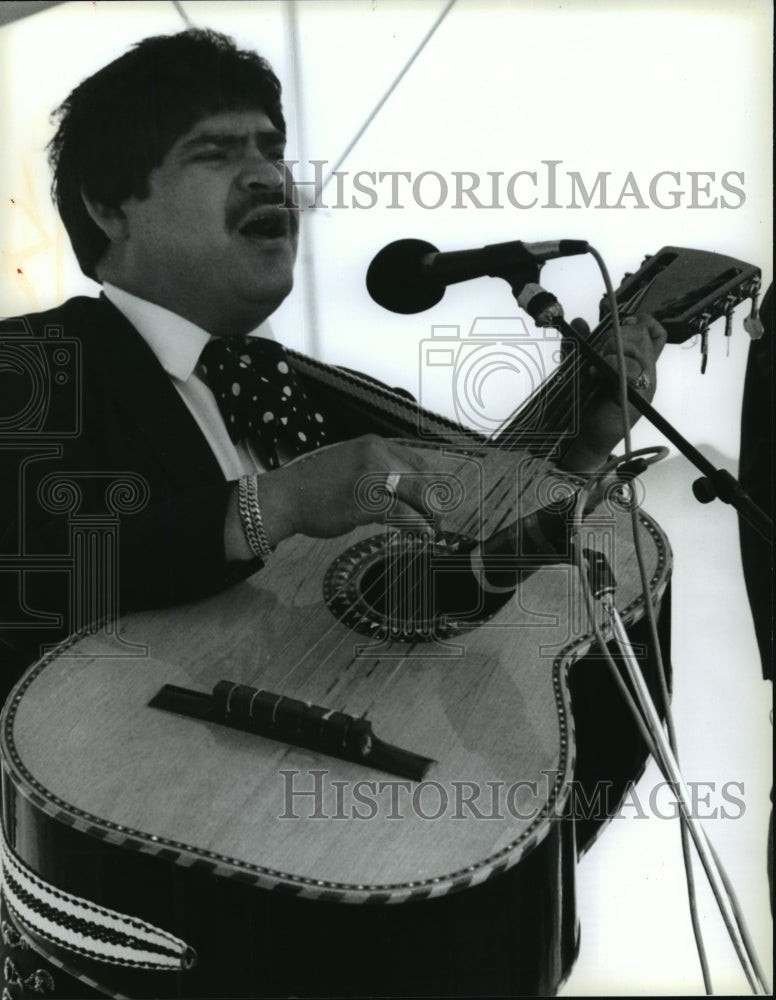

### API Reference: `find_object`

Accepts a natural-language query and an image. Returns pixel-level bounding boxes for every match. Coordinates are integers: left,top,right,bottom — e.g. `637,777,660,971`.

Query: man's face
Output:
109,108,299,336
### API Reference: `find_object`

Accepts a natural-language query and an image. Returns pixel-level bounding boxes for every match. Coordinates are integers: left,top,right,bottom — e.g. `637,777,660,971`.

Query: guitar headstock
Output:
601,248,762,370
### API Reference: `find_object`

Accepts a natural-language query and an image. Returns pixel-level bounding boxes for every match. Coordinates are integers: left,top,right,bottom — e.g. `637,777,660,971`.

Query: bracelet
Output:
237,474,275,560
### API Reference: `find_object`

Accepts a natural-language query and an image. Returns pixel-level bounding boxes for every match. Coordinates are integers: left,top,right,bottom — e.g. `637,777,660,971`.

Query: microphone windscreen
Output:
366,239,446,314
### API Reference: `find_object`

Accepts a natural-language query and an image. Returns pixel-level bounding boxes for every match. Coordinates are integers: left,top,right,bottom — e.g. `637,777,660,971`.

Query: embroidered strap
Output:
0,825,195,972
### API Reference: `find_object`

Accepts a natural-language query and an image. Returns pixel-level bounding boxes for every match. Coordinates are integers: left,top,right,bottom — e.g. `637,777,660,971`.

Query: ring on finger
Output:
385,472,401,493
629,371,651,392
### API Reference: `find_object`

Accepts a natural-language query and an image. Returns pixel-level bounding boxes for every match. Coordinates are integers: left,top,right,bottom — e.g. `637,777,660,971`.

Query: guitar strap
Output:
0,823,195,973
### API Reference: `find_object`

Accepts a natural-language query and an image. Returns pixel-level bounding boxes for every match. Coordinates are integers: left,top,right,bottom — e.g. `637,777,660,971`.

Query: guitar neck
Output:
290,349,487,445
491,245,763,455
490,320,609,456
291,246,761,458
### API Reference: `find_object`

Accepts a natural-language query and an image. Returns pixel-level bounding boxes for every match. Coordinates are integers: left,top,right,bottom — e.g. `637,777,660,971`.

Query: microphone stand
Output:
503,268,773,546
495,253,770,994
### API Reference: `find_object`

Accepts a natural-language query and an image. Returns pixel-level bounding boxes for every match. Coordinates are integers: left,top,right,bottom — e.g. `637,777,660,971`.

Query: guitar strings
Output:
240,259,769,990
257,304,628,722
263,316,599,716
314,453,544,719
492,308,626,453
494,277,661,452
257,544,436,718
239,452,460,692
261,442,509,715
264,454,487,705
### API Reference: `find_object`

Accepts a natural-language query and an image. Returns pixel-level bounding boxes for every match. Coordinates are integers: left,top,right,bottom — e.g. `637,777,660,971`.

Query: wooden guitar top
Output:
2,448,670,903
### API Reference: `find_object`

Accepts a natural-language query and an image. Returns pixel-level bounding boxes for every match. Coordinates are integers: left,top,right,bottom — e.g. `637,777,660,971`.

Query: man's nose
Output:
235,151,285,192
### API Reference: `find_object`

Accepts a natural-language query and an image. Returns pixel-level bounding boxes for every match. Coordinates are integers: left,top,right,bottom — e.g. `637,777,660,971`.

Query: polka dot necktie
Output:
198,337,327,469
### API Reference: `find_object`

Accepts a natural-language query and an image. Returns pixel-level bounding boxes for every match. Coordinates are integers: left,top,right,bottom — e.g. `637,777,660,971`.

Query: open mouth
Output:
238,212,288,240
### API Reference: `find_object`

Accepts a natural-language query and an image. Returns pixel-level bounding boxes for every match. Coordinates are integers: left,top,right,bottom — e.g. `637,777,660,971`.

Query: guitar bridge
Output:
149,681,434,781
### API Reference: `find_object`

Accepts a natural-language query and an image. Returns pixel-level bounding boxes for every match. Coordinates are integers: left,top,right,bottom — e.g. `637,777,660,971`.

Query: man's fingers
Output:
570,316,591,337
599,312,667,387
351,476,437,530
381,438,438,473
600,354,652,391
387,496,438,531
603,343,654,372
380,469,440,528
377,440,449,522
350,443,440,529
622,312,668,351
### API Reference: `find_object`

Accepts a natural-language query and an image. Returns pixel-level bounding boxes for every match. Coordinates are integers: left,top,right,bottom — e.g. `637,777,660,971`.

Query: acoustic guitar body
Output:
1,447,672,998
3,244,762,996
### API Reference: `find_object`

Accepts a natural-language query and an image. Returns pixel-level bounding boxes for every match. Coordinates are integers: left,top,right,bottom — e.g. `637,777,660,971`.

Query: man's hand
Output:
225,314,667,559
559,313,667,472
225,435,440,560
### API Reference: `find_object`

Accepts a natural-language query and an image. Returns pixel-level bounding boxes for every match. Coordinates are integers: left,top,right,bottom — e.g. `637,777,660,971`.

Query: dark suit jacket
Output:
0,295,678,995
0,294,388,693
738,282,773,680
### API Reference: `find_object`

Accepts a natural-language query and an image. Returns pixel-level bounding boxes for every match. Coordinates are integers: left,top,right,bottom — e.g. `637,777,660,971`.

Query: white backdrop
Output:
1,1,773,995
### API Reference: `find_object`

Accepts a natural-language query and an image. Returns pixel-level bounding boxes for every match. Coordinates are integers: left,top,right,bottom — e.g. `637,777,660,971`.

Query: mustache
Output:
227,190,297,231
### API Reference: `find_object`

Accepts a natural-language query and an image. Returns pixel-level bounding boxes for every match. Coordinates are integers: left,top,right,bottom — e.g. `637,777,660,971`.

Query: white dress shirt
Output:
103,283,271,481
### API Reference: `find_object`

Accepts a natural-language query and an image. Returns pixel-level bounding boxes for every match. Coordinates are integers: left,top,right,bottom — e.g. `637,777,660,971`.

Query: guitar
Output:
0,247,761,998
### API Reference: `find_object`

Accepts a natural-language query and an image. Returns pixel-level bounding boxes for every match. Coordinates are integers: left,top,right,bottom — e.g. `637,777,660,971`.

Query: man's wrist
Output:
252,468,298,548
237,474,275,560
224,471,295,563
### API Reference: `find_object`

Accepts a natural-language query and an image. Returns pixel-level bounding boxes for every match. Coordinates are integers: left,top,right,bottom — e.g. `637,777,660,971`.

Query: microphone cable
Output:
575,245,769,994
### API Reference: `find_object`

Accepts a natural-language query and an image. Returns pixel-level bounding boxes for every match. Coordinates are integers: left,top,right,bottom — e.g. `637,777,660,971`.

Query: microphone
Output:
366,237,589,314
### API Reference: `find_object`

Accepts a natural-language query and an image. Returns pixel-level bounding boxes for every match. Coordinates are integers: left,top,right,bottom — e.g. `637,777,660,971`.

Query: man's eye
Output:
266,151,286,163
195,150,228,161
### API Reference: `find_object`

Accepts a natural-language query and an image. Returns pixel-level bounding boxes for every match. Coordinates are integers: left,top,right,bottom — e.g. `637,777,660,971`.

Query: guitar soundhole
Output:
323,530,500,641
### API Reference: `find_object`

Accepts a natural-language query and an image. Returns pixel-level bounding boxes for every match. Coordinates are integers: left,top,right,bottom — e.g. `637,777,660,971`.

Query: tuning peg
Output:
743,290,764,340
744,316,765,339
696,312,712,373
724,309,733,355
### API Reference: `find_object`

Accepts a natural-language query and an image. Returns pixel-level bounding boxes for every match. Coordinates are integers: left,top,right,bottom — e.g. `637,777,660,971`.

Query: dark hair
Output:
48,28,286,280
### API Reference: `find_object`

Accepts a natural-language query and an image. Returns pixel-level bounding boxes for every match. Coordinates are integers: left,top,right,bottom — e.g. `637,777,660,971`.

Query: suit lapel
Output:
88,296,223,487
84,297,422,480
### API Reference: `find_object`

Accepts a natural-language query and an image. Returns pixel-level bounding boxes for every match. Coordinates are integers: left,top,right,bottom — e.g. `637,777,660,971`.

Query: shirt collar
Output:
102,283,276,382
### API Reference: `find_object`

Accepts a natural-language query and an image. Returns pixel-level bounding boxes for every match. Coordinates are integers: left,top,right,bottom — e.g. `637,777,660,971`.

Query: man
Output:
0,29,665,998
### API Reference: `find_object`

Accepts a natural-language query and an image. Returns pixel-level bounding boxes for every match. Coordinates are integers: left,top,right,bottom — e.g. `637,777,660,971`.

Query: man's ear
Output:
80,189,129,243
